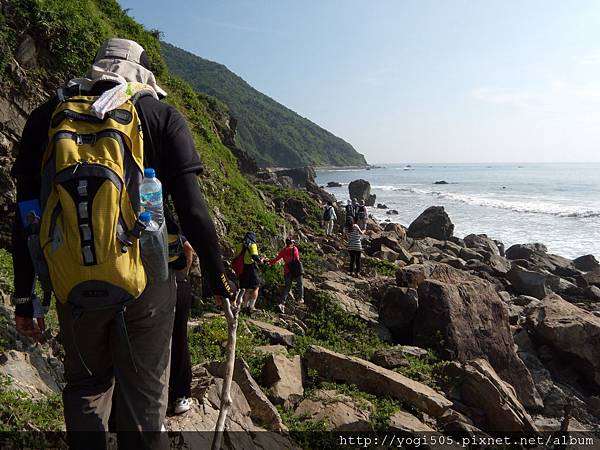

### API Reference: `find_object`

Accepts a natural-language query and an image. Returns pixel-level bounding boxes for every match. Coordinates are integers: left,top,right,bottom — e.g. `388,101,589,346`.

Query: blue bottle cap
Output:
139,211,152,222
144,168,156,178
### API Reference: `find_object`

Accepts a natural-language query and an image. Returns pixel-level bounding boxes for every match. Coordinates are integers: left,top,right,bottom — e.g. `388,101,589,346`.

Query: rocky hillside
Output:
162,42,367,168
0,0,283,251
1,0,600,447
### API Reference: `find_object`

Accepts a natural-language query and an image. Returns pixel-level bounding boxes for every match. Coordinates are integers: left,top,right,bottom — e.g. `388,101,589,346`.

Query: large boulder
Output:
464,234,500,256
304,345,452,417
459,359,538,433
407,206,454,240
248,319,296,346
378,287,418,341
284,198,309,223
525,294,600,388
414,263,542,410
348,179,376,206
294,389,372,431
573,255,600,272
204,358,286,431
274,166,316,188
262,354,304,408
506,265,559,299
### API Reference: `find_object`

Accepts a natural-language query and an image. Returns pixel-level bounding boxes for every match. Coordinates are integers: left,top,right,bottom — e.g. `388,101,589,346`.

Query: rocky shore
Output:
2,169,599,449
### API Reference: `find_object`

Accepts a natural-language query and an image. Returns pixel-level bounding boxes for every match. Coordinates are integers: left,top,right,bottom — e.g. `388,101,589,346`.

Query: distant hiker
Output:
11,38,235,450
346,218,365,276
169,238,195,416
322,201,337,236
356,200,368,230
270,238,304,313
233,231,264,313
344,200,355,235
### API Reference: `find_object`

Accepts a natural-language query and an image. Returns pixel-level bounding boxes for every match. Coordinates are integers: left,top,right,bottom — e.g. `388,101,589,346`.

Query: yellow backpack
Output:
39,89,150,306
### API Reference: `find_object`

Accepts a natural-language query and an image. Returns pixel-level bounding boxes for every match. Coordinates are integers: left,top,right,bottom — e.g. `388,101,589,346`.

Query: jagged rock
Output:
328,290,378,323
348,179,371,203
414,263,542,410
383,222,407,240
204,358,287,431
15,34,38,69
275,166,316,188
407,206,454,240
434,180,448,185
368,234,404,254
525,294,600,388
513,295,540,307
583,270,600,287
573,255,600,272
378,287,418,340
396,264,429,288
377,203,388,209
370,348,407,369
327,181,342,187
460,359,538,433
255,345,289,356
388,410,435,432
262,354,303,408
506,243,548,260
0,349,62,399
386,209,398,215
585,285,600,301
248,319,296,346
304,345,452,416
294,389,372,431
374,245,399,262
459,247,484,261
506,265,559,299
464,234,500,256
488,255,512,275
284,198,309,222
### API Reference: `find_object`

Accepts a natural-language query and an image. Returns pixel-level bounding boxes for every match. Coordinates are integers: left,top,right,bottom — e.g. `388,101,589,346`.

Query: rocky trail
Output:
3,180,600,448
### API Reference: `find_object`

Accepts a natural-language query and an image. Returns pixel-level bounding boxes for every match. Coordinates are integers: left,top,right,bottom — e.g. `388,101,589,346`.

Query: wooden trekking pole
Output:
211,288,245,450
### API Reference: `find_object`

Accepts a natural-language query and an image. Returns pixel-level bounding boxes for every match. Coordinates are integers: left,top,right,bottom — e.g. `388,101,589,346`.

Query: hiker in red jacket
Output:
269,238,304,313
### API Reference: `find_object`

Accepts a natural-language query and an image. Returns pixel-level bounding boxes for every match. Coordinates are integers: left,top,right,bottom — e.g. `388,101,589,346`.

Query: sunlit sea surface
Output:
316,163,600,259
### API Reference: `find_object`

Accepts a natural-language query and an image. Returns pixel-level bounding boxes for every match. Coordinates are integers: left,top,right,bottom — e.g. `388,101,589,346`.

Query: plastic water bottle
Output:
140,168,164,225
139,211,168,282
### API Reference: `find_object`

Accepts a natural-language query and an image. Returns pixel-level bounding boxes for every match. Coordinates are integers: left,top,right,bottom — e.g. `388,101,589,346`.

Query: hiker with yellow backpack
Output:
11,38,235,450
231,231,265,313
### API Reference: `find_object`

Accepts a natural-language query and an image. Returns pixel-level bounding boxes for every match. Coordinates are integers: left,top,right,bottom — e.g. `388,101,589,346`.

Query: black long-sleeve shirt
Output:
12,87,233,316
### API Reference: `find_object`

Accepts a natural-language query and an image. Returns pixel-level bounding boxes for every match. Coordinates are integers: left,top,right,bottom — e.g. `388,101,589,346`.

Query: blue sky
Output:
119,0,600,163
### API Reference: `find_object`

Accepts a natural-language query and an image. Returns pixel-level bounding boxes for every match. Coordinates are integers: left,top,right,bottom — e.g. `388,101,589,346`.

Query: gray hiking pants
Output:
57,273,176,450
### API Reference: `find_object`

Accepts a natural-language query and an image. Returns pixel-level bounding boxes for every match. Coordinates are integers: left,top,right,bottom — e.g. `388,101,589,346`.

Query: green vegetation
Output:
0,376,63,431
363,257,398,277
188,316,267,365
0,249,13,294
1,0,281,249
161,42,367,168
395,352,458,391
292,292,387,359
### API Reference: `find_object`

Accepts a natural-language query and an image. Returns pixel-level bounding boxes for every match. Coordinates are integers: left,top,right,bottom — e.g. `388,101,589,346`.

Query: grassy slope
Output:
0,0,279,248
161,42,367,168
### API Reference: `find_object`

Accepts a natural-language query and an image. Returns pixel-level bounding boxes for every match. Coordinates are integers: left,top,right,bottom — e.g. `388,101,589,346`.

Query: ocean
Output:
315,163,600,259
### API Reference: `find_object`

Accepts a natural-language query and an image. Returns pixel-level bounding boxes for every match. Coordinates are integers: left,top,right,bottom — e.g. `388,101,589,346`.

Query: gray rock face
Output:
204,358,286,431
414,263,542,410
348,179,371,202
262,354,304,408
573,255,600,272
460,359,538,433
526,294,600,388
396,264,429,289
407,206,454,240
275,166,316,188
378,287,418,340
506,265,559,299
248,319,296,346
464,234,500,256
294,389,373,431
304,345,452,417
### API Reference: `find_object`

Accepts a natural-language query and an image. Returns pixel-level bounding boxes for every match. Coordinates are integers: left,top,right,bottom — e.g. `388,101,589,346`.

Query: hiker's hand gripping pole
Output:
211,288,245,450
